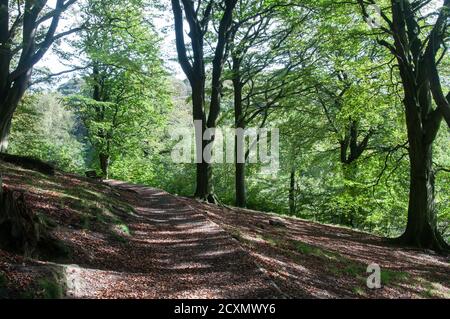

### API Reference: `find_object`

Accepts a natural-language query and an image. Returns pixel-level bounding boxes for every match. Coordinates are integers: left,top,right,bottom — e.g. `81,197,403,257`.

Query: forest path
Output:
65,181,282,299
1,160,448,299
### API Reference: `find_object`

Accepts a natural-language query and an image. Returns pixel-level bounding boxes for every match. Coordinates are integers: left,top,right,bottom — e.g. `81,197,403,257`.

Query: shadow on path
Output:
65,181,282,299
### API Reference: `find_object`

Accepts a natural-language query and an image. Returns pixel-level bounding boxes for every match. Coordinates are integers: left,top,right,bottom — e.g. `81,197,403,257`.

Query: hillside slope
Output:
0,160,449,299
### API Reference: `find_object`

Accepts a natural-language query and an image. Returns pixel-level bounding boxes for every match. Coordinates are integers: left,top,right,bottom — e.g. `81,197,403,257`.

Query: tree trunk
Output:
194,139,215,202
0,100,20,153
99,153,109,179
191,81,215,203
398,140,448,252
0,185,68,258
0,72,32,152
0,115,12,153
195,160,215,202
233,57,246,207
289,167,296,215
235,161,246,207
171,0,237,204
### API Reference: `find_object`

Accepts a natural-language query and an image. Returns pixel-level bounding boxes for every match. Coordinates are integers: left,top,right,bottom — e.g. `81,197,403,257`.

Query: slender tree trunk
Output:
235,160,246,207
171,0,237,204
191,81,215,202
234,101,246,207
289,167,296,215
194,139,214,201
233,57,246,207
99,153,109,179
91,63,110,180
234,86,246,209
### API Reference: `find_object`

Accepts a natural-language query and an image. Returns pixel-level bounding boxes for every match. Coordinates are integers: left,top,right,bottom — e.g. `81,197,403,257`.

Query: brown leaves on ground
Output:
0,160,449,299
179,199,450,299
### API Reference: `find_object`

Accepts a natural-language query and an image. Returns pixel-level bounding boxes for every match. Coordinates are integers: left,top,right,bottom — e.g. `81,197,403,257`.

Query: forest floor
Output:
0,160,449,299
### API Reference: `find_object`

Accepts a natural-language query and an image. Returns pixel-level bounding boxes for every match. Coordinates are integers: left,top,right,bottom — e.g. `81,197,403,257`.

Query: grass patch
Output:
38,266,67,299
110,221,131,240
19,266,67,299
420,286,436,298
262,237,347,263
117,224,131,236
381,269,410,286
342,263,366,277
263,235,284,247
109,223,132,244
294,241,342,261
416,279,448,299
37,277,65,299
79,204,124,231
328,262,366,279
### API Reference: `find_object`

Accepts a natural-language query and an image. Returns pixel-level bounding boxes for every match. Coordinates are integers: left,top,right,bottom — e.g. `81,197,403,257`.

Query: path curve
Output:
65,181,283,299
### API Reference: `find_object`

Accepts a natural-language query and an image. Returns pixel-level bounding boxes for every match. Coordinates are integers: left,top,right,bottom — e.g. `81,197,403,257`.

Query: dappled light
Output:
0,0,449,302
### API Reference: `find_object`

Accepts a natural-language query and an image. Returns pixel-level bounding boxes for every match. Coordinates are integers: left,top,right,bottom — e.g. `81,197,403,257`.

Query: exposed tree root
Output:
389,233,450,256
0,186,68,258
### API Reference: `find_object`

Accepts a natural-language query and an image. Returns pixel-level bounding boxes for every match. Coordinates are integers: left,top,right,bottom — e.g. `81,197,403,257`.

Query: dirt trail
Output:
1,160,448,299
65,181,282,298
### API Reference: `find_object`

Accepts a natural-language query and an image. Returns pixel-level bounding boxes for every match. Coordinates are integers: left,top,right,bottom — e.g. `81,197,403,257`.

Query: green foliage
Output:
295,242,341,261
59,0,172,179
9,94,87,173
381,269,410,286
117,224,131,236
6,0,449,247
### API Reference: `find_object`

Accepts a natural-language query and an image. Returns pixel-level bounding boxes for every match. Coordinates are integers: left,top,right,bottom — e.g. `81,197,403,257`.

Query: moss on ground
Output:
381,269,410,285
261,236,417,296
22,265,67,299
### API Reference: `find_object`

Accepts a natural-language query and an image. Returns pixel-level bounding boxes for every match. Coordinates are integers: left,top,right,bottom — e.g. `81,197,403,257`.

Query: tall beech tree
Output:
227,0,315,207
305,2,405,227
0,0,79,152
358,0,450,251
171,0,238,202
67,0,169,178
229,0,278,208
